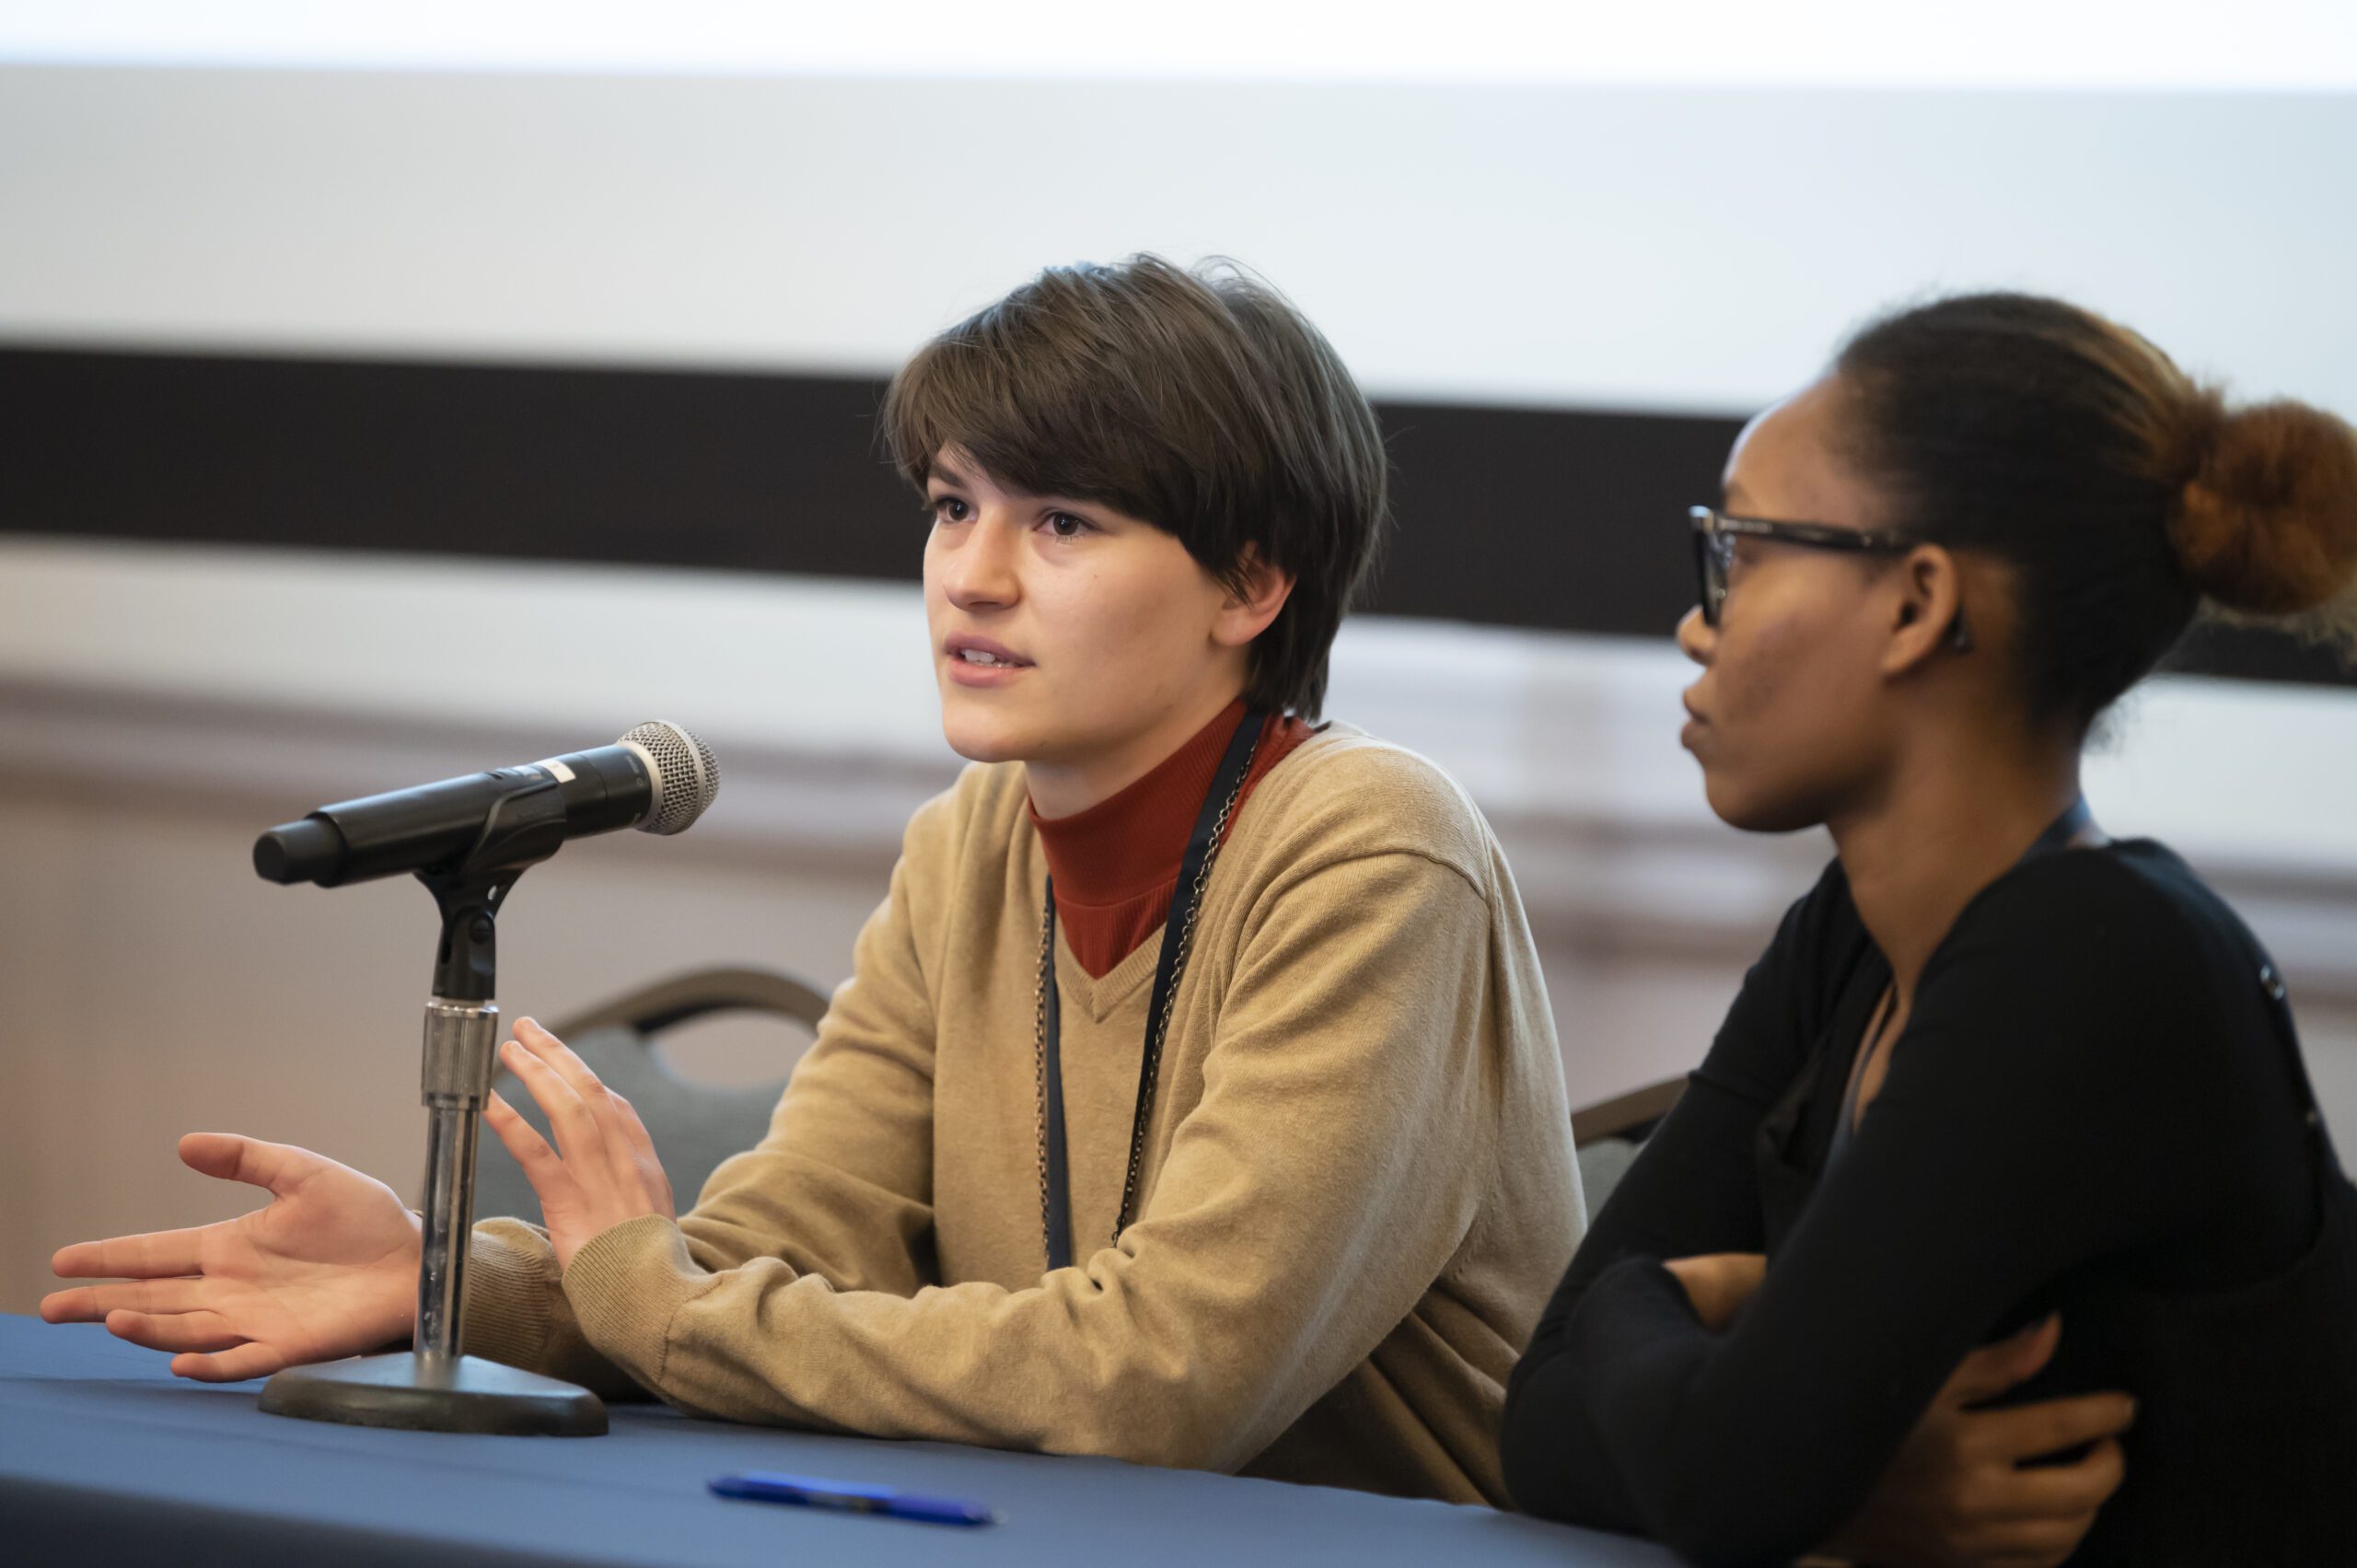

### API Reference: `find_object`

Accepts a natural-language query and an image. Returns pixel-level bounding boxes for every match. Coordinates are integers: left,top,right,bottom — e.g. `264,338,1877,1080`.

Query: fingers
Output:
1991,1436,2129,1521
104,1308,246,1355
50,1222,215,1284
515,1018,601,1096
179,1132,325,1197
1979,1390,2137,1464
483,1091,570,1200
52,1135,331,1291
599,1073,665,1175
1948,1314,2062,1405
171,1342,286,1383
1976,1519,2093,1568
502,1028,607,1167
1922,1443,2122,1568
598,1086,673,1214
40,1283,115,1324
48,1275,215,1322
514,1020,644,1144
42,1279,178,1324
509,1019,665,1203
574,1062,670,1208
38,1287,96,1324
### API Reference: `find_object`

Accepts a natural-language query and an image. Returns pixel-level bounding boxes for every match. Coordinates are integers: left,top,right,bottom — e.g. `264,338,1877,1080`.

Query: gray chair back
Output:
1574,1138,1645,1227
1569,1077,1687,1227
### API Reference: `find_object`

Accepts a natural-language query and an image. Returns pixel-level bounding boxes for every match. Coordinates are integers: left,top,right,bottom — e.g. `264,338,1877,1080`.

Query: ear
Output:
1879,544,1966,679
1211,547,1295,649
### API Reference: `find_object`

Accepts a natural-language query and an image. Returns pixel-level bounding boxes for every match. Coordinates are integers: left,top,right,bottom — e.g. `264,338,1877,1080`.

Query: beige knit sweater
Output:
464,725,1582,1504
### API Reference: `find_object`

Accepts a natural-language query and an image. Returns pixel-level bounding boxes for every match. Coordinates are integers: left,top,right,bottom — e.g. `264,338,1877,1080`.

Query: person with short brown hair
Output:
884,254,1387,722
48,255,1582,1504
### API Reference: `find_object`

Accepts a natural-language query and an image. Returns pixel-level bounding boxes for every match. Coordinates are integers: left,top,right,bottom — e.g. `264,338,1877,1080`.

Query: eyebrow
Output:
925,458,974,491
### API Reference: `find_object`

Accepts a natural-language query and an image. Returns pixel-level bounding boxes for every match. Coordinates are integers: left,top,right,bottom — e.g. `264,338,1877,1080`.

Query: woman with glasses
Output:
1501,293,2357,1566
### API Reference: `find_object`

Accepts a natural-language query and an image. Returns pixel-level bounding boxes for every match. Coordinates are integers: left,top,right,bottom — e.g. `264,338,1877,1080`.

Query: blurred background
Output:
4,2,2354,1315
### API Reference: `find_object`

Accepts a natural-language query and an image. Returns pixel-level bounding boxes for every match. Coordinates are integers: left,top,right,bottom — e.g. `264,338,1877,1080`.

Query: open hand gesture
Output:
43,1134,421,1381
482,1017,677,1272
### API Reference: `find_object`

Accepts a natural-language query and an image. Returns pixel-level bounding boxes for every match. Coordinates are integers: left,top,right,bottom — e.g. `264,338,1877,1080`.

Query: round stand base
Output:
260,1352,608,1436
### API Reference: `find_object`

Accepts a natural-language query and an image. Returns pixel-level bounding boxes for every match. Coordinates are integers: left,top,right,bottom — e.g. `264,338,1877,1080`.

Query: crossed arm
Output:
1505,867,2189,1566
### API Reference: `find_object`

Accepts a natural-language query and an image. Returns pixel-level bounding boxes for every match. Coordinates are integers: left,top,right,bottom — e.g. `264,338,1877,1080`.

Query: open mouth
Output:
946,634,1033,670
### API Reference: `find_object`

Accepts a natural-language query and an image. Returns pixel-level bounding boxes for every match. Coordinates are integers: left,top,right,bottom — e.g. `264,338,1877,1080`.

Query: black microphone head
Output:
617,721,719,835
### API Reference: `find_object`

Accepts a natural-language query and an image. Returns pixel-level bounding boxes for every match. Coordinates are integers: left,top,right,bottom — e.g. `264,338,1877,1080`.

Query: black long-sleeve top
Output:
1503,840,2357,1565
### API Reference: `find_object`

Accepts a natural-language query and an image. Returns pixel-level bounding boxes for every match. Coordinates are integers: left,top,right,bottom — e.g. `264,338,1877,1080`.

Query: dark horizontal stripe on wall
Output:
0,344,2342,688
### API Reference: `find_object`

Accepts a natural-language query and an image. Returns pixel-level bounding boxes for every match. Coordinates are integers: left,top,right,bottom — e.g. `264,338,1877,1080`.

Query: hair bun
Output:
2172,400,2357,616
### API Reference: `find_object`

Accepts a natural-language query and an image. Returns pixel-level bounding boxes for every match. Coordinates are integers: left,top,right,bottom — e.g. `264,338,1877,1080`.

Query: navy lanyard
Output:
1037,708,1264,1272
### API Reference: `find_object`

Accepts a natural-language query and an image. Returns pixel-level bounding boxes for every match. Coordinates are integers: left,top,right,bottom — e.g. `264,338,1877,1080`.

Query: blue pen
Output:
709,1470,999,1527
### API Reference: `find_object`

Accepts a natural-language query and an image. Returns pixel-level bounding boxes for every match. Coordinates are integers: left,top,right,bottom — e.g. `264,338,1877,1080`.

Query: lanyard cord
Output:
1032,709,1264,1272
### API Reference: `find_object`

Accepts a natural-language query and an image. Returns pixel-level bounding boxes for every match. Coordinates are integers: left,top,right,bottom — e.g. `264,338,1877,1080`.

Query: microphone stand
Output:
259,774,608,1435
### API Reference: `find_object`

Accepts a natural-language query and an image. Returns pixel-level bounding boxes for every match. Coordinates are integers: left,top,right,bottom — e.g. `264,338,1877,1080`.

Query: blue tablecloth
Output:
0,1315,1672,1566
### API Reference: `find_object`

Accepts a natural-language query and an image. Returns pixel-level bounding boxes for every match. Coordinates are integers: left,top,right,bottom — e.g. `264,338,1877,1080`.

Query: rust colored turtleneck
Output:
1029,700,1315,978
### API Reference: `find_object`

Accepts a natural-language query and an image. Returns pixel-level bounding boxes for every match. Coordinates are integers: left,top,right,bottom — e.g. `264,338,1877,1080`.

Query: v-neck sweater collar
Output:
1028,699,1311,978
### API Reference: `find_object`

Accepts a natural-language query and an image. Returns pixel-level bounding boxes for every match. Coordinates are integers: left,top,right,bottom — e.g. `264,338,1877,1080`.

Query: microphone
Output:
252,721,719,888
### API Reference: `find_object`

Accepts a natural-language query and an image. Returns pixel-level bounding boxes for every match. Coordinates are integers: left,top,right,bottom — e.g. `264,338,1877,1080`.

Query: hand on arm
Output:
1511,860,2181,1562
1664,1252,1767,1331
42,1133,420,1381
1651,1259,2136,1566
1829,1316,2133,1568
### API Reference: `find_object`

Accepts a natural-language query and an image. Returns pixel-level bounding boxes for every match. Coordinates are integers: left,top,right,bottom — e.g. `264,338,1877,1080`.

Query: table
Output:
0,1315,1673,1566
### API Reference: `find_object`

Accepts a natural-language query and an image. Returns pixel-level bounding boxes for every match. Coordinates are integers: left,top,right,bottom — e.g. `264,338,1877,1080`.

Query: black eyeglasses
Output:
1687,505,1972,650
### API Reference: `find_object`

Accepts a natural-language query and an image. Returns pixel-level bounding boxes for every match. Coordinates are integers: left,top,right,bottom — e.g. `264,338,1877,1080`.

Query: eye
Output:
1042,511,1093,539
929,495,971,525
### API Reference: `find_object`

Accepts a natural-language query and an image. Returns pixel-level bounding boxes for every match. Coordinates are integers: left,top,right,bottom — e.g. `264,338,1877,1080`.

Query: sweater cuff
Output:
563,1214,711,1389
462,1218,569,1370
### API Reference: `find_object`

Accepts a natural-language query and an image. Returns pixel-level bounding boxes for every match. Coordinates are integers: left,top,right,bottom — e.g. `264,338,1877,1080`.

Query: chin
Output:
937,696,1045,766
1701,772,1824,837
939,712,1024,764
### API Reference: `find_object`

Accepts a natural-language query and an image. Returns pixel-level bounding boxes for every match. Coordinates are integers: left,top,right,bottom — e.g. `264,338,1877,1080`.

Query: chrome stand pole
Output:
259,877,605,1437
415,998,497,1363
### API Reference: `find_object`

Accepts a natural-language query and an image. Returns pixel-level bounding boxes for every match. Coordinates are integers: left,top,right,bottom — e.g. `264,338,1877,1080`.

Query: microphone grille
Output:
619,721,720,835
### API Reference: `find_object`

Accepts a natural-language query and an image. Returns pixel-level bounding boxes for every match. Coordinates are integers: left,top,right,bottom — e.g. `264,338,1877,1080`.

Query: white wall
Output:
14,3,2353,87
0,65,2351,416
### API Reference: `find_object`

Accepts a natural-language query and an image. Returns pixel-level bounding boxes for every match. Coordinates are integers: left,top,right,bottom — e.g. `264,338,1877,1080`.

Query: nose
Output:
939,514,1022,613
1675,605,1714,668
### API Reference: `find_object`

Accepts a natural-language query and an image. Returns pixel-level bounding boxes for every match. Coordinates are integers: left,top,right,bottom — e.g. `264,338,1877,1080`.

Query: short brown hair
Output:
881,255,1387,719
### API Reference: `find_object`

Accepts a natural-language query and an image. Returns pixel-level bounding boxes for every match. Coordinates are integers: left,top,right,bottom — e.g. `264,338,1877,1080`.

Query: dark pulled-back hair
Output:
1834,292,2357,729
881,255,1388,719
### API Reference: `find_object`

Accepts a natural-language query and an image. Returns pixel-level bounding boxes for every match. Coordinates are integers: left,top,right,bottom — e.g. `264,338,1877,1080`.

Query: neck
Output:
1830,723,2084,1002
1026,681,1248,819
